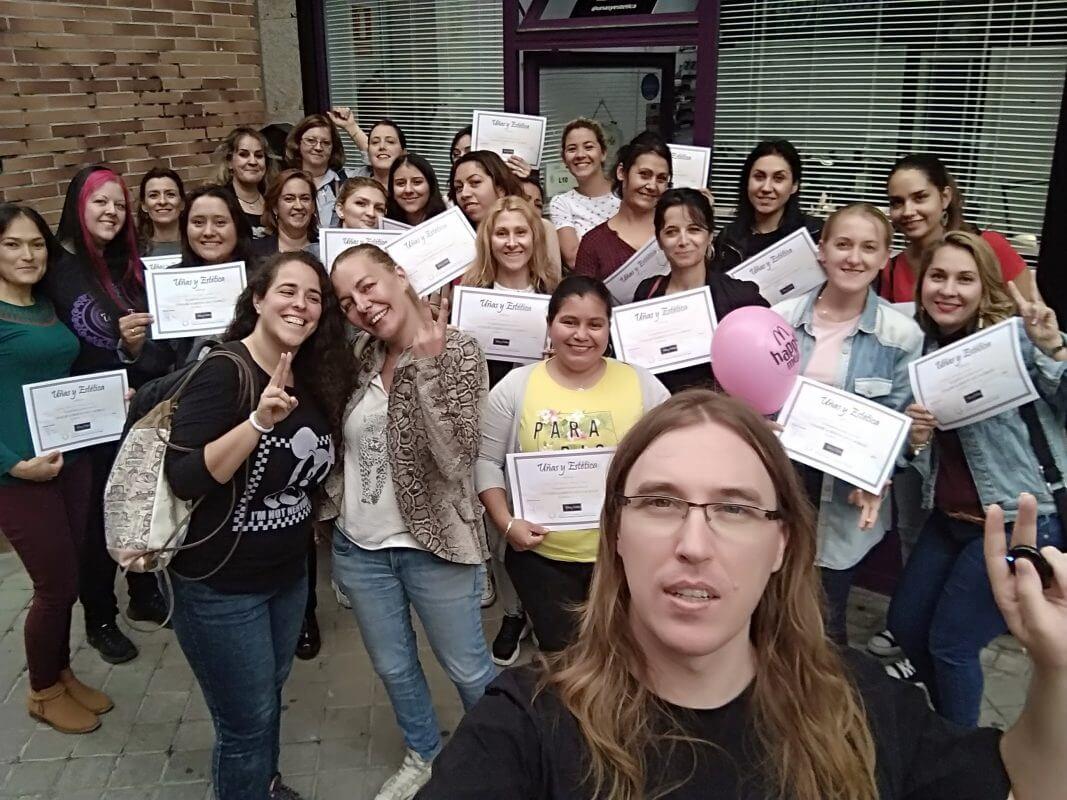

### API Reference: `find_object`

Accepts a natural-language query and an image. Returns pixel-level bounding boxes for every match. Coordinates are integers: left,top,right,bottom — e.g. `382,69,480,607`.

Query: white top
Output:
339,375,426,551
314,169,340,230
548,189,620,237
492,282,534,292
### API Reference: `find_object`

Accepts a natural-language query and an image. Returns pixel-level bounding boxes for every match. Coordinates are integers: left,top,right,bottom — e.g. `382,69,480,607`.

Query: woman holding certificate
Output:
0,203,113,734
45,166,175,665
477,276,669,654
548,118,621,268
710,139,823,274
573,131,672,281
165,250,350,800
773,203,923,645
633,189,768,394
250,169,321,261
451,150,563,277
880,153,1033,304
886,231,1066,727
422,390,1067,800
327,244,496,800
215,126,275,239
136,167,185,257
386,153,448,227
334,176,388,230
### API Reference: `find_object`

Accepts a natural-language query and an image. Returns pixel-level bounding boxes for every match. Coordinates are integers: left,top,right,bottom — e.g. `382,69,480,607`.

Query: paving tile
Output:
170,721,214,753
54,756,117,793
20,727,78,761
155,783,211,800
122,722,178,755
278,741,320,776
134,692,189,726
3,760,64,795
313,767,367,800
107,752,168,789
71,723,129,758
160,749,211,785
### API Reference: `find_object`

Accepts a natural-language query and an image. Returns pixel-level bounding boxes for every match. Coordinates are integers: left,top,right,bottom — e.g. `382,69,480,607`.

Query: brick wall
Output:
0,0,267,226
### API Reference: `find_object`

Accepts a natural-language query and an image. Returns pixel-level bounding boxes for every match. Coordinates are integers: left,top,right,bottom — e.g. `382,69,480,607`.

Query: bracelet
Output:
505,518,517,536
910,440,929,459
248,411,274,434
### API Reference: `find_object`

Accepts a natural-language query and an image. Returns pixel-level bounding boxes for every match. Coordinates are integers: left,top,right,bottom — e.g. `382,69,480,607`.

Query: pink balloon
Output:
711,306,800,415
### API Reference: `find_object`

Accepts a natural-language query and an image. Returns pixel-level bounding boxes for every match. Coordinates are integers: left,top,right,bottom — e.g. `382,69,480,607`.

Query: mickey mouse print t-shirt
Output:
517,359,644,563
166,342,335,593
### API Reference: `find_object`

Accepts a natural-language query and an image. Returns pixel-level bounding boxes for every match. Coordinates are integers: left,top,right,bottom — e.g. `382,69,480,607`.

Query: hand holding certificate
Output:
610,287,717,374
471,110,548,168
22,369,130,455
777,377,911,495
667,144,711,190
384,207,477,297
451,286,550,364
727,227,824,303
146,261,247,340
908,317,1038,430
602,238,671,305
320,227,400,273
506,449,615,530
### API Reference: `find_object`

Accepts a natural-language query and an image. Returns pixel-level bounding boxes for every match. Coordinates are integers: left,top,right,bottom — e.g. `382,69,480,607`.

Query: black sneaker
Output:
269,772,304,799
127,593,172,628
86,621,138,664
295,614,321,661
492,614,530,667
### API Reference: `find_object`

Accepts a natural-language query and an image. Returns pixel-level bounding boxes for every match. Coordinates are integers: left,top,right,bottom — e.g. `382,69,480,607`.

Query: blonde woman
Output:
334,176,388,230
214,126,275,238
422,390,1067,800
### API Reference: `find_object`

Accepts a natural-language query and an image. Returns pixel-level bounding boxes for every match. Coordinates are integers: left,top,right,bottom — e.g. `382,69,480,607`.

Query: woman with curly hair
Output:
164,250,354,800
215,126,276,239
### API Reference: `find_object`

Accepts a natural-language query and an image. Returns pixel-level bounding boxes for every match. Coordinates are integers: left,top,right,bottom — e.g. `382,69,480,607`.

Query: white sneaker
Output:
867,629,902,658
480,568,496,608
375,749,433,800
332,580,352,609
884,658,918,682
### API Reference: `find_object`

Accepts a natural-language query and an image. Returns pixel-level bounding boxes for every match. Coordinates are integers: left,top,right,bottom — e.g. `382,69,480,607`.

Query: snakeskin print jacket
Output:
322,327,490,565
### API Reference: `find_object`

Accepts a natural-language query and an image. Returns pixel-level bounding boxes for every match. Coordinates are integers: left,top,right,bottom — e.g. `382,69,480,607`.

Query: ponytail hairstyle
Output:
611,130,672,197
56,165,144,309
653,187,716,255
914,230,1014,337
561,117,608,155
136,166,186,243
735,138,803,228
449,150,524,207
542,389,878,800
463,195,557,293
887,154,978,235
820,202,893,251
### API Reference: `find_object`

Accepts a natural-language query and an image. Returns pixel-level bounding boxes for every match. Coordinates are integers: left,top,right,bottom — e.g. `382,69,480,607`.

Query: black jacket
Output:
710,205,824,274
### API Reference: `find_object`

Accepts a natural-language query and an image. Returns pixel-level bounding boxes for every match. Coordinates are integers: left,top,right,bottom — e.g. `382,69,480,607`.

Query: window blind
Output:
712,0,1067,261
323,0,505,188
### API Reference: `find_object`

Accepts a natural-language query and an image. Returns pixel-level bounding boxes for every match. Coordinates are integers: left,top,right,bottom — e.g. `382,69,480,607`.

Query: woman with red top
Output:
881,154,1034,304
573,132,671,282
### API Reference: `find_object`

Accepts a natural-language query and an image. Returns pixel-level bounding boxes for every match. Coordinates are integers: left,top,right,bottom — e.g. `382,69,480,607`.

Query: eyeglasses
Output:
301,137,332,150
617,494,781,534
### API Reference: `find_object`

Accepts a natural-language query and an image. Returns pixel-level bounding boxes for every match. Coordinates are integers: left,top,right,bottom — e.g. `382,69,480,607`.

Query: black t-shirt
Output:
632,270,768,394
164,342,335,592
416,649,1011,800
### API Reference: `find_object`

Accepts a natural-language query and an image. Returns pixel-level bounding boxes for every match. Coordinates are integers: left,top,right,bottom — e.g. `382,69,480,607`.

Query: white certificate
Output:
142,254,182,271
602,237,670,305
320,227,400,273
146,261,247,340
727,227,824,303
908,317,1038,430
450,286,550,364
471,110,548,168
667,144,711,190
610,287,717,374
506,448,616,530
384,206,477,297
22,369,130,455
380,217,412,232
777,377,911,495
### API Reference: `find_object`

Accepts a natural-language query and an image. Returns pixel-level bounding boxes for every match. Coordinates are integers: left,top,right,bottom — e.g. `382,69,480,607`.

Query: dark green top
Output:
0,296,80,486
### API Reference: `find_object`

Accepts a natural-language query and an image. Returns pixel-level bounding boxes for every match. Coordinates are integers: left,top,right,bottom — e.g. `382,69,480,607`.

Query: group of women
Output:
0,105,1064,800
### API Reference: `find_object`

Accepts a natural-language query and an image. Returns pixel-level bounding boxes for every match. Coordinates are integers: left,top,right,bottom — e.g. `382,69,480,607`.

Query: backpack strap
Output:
1017,402,1067,521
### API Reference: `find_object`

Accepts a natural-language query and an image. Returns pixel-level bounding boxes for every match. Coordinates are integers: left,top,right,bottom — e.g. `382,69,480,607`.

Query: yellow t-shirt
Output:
517,359,645,562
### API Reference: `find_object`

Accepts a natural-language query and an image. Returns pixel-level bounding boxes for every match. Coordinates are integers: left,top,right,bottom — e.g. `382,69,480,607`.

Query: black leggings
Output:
505,547,593,652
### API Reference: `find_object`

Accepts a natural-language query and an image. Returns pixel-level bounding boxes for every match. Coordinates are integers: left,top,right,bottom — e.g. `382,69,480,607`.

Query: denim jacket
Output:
774,287,924,569
911,322,1067,521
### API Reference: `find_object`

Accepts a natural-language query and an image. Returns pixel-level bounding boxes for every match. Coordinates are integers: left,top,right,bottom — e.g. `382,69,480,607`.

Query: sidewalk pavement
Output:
0,545,1033,799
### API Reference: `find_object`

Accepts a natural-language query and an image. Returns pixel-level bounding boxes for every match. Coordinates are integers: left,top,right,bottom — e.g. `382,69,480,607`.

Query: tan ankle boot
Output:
59,668,114,715
27,683,100,734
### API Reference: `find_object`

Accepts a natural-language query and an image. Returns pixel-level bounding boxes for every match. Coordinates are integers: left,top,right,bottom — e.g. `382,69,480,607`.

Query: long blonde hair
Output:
542,390,878,800
914,230,1015,336
462,195,558,293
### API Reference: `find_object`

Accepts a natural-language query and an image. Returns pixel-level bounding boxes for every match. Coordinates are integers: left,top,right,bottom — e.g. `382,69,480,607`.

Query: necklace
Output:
235,188,262,206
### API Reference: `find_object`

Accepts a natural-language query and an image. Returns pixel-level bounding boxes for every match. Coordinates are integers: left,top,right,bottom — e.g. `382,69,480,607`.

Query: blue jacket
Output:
912,322,1067,521
775,287,923,569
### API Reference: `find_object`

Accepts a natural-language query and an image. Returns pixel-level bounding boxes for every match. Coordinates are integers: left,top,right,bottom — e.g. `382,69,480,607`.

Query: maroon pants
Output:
0,457,91,691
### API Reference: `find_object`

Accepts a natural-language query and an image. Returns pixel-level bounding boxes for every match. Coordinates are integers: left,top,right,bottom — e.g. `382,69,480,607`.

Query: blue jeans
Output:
170,571,307,800
887,510,1063,726
331,529,496,760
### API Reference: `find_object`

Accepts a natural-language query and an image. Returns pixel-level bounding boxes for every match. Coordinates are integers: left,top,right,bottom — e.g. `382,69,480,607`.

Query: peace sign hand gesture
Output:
1008,282,1063,355
411,296,449,360
253,352,299,430
985,493,1067,670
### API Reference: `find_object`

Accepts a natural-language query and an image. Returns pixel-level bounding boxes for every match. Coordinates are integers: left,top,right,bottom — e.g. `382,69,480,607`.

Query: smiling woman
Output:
137,166,185,257
252,169,320,262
